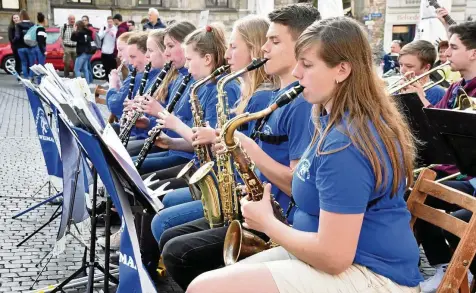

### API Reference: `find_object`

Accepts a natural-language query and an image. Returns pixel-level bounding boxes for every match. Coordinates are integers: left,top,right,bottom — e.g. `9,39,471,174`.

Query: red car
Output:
0,27,105,79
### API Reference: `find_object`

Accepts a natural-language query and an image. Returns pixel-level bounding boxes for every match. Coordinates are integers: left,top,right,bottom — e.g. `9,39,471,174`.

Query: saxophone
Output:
134,73,192,170
222,85,304,265
119,62,172,146
178,65,230,228
215,58,268,225
119,67,137,133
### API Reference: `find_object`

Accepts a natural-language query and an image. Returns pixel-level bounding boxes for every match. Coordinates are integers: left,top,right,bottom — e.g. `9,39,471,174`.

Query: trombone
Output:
388,61,451,95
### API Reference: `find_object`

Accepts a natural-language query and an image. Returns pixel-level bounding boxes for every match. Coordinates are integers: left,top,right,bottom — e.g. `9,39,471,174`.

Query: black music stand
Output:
423,108,476,177
394,93,455,166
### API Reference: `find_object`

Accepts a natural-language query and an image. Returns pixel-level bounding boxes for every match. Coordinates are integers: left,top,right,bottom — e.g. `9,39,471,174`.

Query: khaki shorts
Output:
239,246,421,293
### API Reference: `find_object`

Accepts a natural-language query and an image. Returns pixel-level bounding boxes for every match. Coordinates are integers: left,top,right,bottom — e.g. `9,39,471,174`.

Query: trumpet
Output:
388,61,451,95
454,87,476,111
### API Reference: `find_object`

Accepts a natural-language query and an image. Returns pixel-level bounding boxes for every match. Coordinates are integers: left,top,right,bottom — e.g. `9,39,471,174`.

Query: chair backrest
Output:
407,168,476,293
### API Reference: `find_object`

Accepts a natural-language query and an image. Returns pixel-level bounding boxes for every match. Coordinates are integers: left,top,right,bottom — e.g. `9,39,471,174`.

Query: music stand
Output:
423,108,476,177
394,93,455,166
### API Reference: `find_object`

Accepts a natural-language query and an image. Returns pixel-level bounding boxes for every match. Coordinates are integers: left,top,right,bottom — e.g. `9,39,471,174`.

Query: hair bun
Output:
205,25,212,32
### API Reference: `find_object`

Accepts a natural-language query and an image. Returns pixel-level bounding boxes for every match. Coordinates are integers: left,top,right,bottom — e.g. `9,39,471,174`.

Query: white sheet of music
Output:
101,124,164,212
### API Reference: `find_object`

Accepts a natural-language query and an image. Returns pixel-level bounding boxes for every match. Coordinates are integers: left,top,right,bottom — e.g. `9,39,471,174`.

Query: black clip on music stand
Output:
395,93,456,166
423,108,476,177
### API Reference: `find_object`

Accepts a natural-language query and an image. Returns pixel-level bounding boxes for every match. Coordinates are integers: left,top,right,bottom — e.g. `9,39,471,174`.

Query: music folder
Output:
423,108,476,177
394,92,455,166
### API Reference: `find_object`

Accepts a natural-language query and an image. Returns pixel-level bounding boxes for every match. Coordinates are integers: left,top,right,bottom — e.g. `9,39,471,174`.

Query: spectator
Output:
127,20,135,31
82,15,96,82
60,15,77,78
142,8,166,31
98,16,117,81
14,10,35,79
113,14,128,40
34,13,47,66
82,15,93,28
434,40,461,83
8,13,21,74
383,40,402,74
71,20,93,83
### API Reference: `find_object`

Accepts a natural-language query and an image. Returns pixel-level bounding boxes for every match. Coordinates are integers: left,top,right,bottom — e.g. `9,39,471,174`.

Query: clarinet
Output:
119,62,172,147
119,68,137,133
134,73,192,170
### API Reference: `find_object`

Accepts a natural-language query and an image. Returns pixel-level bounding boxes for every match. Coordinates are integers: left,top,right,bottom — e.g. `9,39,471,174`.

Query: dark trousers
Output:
159,217,226,290
101,53,116,81
416,180,475,272
137,163,189,279
12,47,21,74
126,139,163,157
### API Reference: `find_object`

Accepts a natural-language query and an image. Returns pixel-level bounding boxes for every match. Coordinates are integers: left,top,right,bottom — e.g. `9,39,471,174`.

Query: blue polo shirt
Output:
235,89,274,137
169,74,240,160
425,85,446,106
255,81,314,222
291,113,422,287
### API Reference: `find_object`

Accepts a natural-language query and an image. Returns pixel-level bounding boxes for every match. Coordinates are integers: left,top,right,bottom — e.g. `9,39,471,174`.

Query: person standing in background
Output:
71,20,93,83
61,15,77,78
127,20,136,31
383,40,402,74
34,12,47,66
14,10,35,79
98,16,117,81
142,8,166,31
8,14,22,75
113,14,128,39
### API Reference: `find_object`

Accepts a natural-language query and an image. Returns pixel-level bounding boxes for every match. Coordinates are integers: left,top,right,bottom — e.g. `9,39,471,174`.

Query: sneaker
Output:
97,230,121,250
420,264,473,293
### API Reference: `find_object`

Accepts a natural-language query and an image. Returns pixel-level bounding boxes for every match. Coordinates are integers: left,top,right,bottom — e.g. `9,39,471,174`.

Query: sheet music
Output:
101,125,164,212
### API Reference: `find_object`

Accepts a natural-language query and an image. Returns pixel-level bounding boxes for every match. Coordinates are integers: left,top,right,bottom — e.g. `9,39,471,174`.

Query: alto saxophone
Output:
215,58,268,225
222,85,304,265
178,65,230,228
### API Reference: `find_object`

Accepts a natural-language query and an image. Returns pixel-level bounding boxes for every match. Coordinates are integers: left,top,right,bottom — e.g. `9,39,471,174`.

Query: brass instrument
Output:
388,61,451,95
215,58,268,224
454,87,476,111
177,65,230,228
222,85,304,265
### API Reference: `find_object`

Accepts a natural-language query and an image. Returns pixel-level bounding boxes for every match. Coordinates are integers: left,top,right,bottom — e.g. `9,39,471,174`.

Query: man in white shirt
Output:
98,16,118,81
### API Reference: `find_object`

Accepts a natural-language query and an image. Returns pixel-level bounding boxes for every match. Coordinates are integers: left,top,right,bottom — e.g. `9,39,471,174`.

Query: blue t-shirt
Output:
425,85,446,106
255,81,314,221
106,74,132,118
234,90,274,137
169,74,241,160
291,114,422,287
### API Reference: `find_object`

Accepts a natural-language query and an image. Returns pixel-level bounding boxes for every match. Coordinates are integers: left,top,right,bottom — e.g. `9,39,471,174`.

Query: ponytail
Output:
184,23,228,72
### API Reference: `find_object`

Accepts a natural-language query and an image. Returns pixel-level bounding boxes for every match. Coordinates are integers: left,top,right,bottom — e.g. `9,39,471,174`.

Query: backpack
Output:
24,24,40,47
88,27,102,49
85,33,97,54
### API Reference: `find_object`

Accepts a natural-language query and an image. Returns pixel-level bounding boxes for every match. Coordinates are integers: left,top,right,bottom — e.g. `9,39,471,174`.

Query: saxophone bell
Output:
176,160,202,201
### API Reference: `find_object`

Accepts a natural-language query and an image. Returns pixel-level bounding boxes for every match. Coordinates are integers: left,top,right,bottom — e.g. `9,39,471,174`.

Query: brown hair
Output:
268,3,321,40
75,20,86,32
232,15,277,114
164,21,196,43
438,40,449,51
118,31,134,43
399,40,437,68
295,17,416,195
184,23,227,74
449,21,476,50
127,32,148,54
148,29,166,52
148,29,171,103
19,10,30,21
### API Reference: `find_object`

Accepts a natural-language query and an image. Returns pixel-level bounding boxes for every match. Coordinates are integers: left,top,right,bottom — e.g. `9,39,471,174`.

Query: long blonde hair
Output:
148,29,173,103
295,17,415,194
232,15,277,115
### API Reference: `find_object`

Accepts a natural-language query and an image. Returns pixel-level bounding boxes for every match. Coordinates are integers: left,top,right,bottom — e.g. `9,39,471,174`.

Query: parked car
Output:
0,27,105,79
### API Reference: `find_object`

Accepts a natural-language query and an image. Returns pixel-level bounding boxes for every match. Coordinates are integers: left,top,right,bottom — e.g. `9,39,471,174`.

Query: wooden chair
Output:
407,169,476,293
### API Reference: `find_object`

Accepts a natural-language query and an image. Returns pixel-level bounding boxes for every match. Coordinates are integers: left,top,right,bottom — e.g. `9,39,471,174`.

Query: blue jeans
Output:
18,47,35,78
33,47,46,65
135,151,190,175
74,53,92,83
151,187,203,244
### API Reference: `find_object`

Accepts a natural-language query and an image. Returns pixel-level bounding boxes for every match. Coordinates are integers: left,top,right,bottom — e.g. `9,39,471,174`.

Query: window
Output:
1,0,19,9
66,0,92,3
138,0,162,6
46,32,60,45
392,25,416,46
206,0,229,8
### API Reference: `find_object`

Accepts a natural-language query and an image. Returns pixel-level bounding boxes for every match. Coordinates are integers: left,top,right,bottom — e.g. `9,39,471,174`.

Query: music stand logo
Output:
36,108,54,142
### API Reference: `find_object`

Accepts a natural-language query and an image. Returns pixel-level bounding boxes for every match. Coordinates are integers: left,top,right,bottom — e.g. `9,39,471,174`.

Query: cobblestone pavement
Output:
0,75,435,293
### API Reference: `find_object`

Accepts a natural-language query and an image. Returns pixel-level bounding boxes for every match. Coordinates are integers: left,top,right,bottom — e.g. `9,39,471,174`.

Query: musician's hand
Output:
135,116,150,129
109,70,120,89
153,132,171,149
139,96,164,118
436,8,449,26
241,183,275,233
191,124,217,146
157,110,180,131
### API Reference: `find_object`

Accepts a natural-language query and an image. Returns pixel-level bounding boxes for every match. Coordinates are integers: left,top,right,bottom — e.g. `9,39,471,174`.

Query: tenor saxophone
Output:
177,65,230,228
215,58,268,225
222,85,304,265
